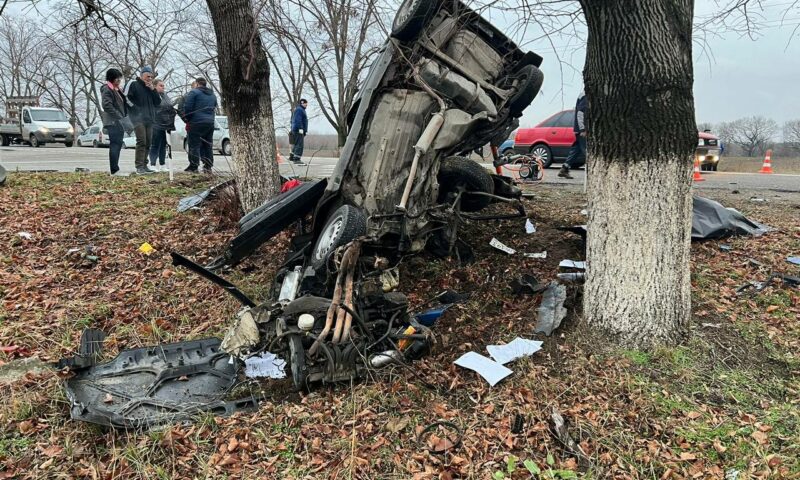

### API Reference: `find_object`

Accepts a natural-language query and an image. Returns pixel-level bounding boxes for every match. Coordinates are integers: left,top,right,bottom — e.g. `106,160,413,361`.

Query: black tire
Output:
65,141,73,147
501,147,515,156
92,140,98,148
222,139,231,156
391,0,436,42
506,65,544,116
711,163,718,172
30,135,41,148
288,334,307,391
311,205,367,272
1,135,9,147
77,139,82,147
437,156,494,212
529,144,552,168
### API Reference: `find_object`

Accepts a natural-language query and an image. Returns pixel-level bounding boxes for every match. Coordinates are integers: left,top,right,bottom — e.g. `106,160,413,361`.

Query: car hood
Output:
34,121,72,129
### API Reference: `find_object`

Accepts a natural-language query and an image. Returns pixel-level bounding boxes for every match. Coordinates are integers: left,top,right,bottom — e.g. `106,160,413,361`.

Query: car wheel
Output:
506,64,544,116
391,0,436,42
77,139,82,147
311,205,367,272
65,141,73,147
529,144,552,168
92,140,98,148
222,139,231,156
30,135,41,148
711,164,718,172
437,156,495,212
501,148,515,156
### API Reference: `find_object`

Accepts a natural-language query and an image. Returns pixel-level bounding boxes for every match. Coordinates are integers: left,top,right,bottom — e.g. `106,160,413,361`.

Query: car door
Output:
21,109,33,136
548,110,576,159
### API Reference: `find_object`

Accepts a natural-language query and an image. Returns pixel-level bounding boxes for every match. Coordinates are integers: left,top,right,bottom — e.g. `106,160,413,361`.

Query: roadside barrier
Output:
758,149,774,174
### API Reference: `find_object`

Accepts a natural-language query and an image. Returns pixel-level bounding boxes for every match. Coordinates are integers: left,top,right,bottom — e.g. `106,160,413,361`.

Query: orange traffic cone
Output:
758,149,774,174
276,147,286,165
692,157,705,182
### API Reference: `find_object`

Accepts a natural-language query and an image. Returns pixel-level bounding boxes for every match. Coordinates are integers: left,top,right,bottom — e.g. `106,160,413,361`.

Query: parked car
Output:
176,115,231,155
513,109,574,168
697,130,721,171
76,125,109,147
499,138,515,155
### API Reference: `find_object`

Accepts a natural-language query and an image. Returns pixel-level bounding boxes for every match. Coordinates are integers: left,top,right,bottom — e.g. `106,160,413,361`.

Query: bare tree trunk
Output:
206,0,280,212
580,0,697,348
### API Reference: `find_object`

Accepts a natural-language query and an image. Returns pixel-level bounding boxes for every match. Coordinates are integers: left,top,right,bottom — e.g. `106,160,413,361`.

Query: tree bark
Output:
580,0,697,348
206,0,280,212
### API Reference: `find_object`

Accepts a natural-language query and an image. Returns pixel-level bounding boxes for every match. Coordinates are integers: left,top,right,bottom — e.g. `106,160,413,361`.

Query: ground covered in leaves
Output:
1,172,798,479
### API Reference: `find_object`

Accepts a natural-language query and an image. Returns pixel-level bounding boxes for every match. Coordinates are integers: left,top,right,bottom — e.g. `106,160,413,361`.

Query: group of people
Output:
100,66,219,175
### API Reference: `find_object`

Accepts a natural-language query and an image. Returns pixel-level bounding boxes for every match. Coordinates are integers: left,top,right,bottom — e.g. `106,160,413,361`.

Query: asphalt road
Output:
2,144,798,193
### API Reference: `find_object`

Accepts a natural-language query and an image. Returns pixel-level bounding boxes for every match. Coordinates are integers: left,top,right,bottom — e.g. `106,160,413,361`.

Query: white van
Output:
0,107,75,147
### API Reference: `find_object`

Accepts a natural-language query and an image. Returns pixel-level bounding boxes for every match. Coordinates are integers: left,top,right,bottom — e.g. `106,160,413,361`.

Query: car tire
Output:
30,134,40,148
77,139,82,147
501,147,515,156
437,156,495,212
222,139,231,156
391,0,436,42
92,140,98,148
65,141,73,147
506,65,544,116
529,144,552,168
711,164,718,172
311,205,367,272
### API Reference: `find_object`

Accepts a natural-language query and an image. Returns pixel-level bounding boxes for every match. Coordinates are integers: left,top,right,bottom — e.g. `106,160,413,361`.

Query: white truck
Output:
1,97,75,147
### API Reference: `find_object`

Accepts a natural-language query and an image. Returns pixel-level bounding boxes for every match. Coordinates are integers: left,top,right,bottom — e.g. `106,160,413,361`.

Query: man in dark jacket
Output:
558,90,587,179
176,80,198,169
289,99,308,165
125,66,162,174
182,77,218,173
100,68,129,175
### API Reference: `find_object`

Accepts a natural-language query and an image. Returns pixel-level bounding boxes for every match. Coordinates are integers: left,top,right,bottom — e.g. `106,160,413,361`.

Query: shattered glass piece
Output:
490,237,516,254
535,283,567,336
454,351,512,387
487,338,542,365
244,352,286,379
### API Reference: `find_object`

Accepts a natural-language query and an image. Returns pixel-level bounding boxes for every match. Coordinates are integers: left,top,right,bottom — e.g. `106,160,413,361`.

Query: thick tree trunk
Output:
580,0,697,348
206,0,280,212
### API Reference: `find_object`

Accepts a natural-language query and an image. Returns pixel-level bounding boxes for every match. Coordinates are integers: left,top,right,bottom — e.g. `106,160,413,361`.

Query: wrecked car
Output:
62,0,544,427
216,0,544,391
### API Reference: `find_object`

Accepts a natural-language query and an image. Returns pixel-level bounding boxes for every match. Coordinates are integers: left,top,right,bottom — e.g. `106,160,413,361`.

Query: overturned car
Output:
214,0,543,391
63,0,544,427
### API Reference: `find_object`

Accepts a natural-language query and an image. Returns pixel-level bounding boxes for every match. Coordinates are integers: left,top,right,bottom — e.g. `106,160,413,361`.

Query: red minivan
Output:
514,109,575,167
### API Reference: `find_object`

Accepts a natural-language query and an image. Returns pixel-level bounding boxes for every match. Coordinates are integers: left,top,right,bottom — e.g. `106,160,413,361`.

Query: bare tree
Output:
0,16,48,113
717,116,778,157
288,0,388,146
783,119,800,154
206,0,280,211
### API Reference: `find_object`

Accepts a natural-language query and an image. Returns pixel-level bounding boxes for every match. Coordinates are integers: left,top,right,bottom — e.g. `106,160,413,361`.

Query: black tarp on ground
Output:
560,196,770,243
691,196,770,241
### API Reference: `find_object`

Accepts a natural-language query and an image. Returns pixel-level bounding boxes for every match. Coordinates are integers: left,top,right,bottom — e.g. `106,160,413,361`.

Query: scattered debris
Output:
525,218,536,234
736,272,800,295
559,259,586,270
523,251,547,259
74,167,90,173
490,237,516,255
138,242,154,255
535,283,568,336
454,351,512,386
56,329,106,370
244,352,287,379
580,209,588,215
221,308,261,357
719,244,733,252
487,337,542,365
556,272,585,283
788,256,800,265
725,469,741,480
415,306,452,327
17,231,32,240
750,197,767,203
511,413,526,434
176,179,236,212
61,337,257,428
549,408,592,468
510,273,546,295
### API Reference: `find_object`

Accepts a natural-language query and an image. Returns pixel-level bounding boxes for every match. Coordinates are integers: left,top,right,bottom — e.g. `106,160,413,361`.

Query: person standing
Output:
126,66,161,174
289,99,308,165
149,79,177,172
182,77,217,173
176,80,198,170
558,90,588,179
100,68,128,175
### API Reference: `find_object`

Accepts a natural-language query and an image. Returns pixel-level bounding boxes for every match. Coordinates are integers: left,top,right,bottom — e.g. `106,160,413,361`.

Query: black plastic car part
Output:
207,179,327,269
63,337,257,429
172,252,256,307
437,156,495,212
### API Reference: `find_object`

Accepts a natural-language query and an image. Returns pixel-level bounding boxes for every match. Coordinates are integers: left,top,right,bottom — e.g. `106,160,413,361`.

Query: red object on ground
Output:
759,149,774,174
692,157,705,182
281,179,302,193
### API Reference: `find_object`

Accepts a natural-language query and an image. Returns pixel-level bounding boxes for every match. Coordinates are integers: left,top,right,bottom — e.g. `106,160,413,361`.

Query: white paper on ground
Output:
559,259,586,270
490,238,516,255
454,351,513,386
487,337,543,365
525,218,536,234
244,352,287,379
523,251,547,259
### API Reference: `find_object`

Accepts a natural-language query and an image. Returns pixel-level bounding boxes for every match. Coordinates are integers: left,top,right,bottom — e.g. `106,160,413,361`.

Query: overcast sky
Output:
5,0,798,133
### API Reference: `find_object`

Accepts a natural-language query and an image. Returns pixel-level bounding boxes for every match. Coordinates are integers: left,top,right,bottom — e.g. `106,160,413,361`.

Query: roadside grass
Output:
719,156,800,174
0,172,798,478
